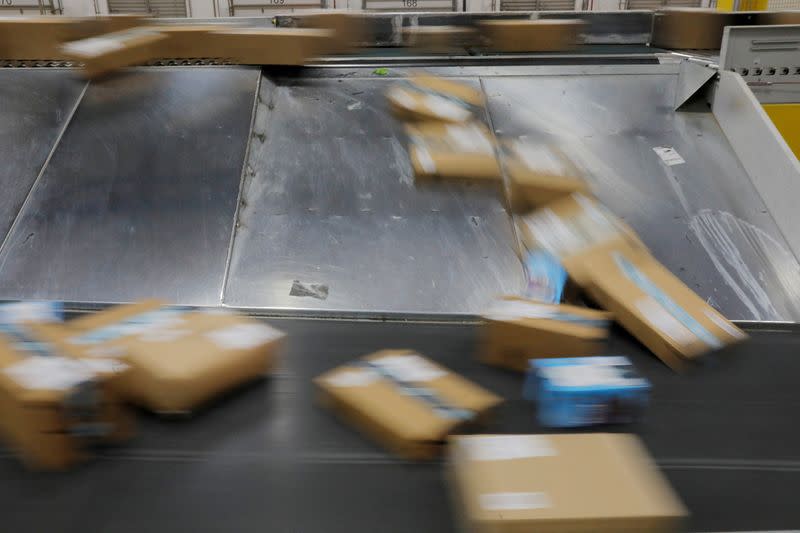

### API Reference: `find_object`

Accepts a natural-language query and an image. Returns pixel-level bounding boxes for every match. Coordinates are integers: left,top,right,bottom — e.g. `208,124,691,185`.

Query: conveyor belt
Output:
2,320,798,532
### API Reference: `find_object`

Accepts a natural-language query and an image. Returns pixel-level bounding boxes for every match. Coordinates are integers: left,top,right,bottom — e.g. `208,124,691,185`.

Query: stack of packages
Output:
0,300,284,470
0,12,367,79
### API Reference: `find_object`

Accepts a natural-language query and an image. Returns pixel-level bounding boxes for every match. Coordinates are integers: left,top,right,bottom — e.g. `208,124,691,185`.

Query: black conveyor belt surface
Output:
3,319,799,532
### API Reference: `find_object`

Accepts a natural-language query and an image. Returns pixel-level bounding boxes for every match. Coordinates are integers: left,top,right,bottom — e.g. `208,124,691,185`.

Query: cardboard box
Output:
61,28,167,79
300,12,370,55
209,28,334,66
448,433,687,533
651,8,737,50
315,350,502,460
502,140,590,213
582,248,747,370
0,15,146,61
386,75,485,124
480,296,610,373
149,24,221,59
479,19,585,53
0,325,133,470
406,121,501,183
524,356,650,427
518,193,648,287
55,302,286,413
402,26,478,53
756,10,800,25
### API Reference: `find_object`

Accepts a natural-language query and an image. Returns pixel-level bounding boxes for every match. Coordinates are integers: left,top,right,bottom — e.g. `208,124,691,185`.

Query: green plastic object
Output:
373,68,389,76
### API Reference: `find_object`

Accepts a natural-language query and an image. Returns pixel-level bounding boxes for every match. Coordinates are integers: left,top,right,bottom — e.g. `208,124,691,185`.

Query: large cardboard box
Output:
315,350,502,460
387,74,485,124
402,25,478,53
300,12,370,54
210,28,334,66
0,325,133,470
756,10,800,25
518,193,648,287
502,140,590,213
61,28,167,79
0,15,146,61
480,296,610,373
53,301,286,414
651,8,737,50
479,19,585,53
406,121,501,183
149,24,220,59
449,433,687,533
582,248,747,370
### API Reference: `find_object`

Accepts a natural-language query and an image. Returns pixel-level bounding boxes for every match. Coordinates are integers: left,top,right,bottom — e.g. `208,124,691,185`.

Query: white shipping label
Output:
0,301,62,324
422,94,471,122
412,144,437,174
540,364,646,388
705,309,746,339
484,300,556,322
653,146,686,166
512,142,565,175
370,354,446,382
80,358,129,375
386,87,417,110
4,356,95,391
326,368,379,388
462,435,556,461
62,36,125,58
445,124,494,154
479,492,551,511
636,298,697,346
205,323,285,350
138,328,191,343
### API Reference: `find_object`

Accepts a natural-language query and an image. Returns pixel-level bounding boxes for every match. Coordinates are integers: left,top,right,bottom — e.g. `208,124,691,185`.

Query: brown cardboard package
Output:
518,193,648,286
386,75,485,123
149,24,221,59
479,19,585,53
449,433,687,533
315,350,502,460
209,28,334,66
651,8,737,50
54,302,286,414
502,140,590,213
480,296,610,372
0,15,146,61
582,248,747,370
402,26,478,53
0,328,133,470
406,122,501,183
756,10,800,25
300,12,369,54
61,28,167,79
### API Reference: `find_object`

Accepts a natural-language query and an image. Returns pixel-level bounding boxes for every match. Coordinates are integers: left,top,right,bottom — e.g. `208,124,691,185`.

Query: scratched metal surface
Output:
0,67,259,305
0,70,85,246
482,72,800,322
222,73,524,314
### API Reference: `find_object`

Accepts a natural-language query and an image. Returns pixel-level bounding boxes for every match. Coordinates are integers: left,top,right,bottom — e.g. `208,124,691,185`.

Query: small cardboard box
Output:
651,8,737,50
406,121,501,183
315,350,502,460
502,140,590,213
402,25,478,53
0,326,133,470
300,11,370,55
149,24,221,59
518,193,648,287
61,28,167,79
56,302,286,414
480,296,610,373
479,19,585,53
387,75,485,124
448,433,687,533
582,248,747,371
209,28,334,66
524,356,650,427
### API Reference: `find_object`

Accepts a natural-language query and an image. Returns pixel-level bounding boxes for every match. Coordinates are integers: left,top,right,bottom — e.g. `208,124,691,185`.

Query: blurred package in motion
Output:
54,301,285,414
315,350,502,460
406,122,501,183
387,75,485,123
148,24,221,60
581,249,747,371
523,356,650,427
480,297,610,372
651,8,736,50
0,303,133,470
448,433,687,532
501,140,590,213
478,19,585,53
299,12,370,55
523,250,568,304
402,26,478,54
61,28,168,79
209,28,334,66
518,193,648,287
